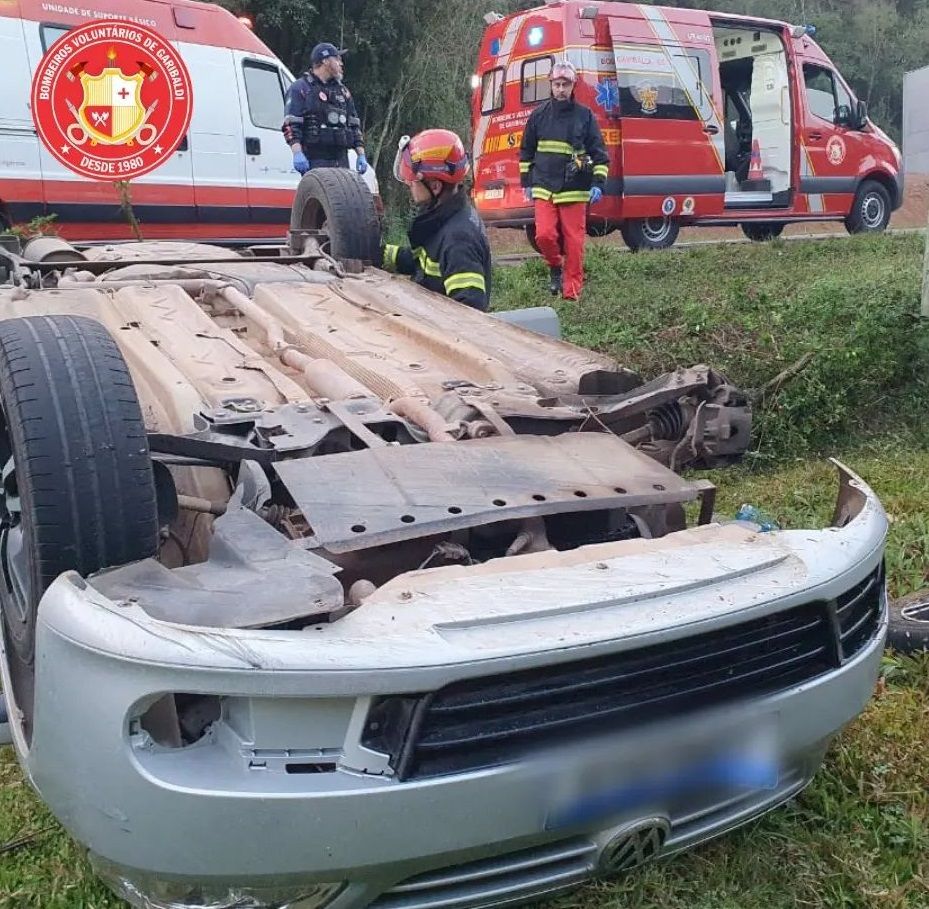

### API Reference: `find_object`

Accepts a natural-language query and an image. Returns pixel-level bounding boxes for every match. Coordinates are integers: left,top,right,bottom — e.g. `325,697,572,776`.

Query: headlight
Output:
92,854,345,909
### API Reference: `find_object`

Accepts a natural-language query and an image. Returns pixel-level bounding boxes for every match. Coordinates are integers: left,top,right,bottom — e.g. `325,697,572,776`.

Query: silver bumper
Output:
4,463,888,908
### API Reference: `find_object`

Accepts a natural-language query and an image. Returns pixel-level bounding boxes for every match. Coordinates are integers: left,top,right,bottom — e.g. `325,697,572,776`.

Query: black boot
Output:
548,266,562,296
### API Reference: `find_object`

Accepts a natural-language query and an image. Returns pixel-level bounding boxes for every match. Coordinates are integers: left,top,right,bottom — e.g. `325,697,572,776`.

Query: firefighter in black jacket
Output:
381,129,491,312
520,60,609,300
282,43,368,175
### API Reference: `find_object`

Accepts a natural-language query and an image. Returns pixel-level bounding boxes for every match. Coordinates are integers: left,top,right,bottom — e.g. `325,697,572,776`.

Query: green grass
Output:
4,233,929,907
494,234,929,461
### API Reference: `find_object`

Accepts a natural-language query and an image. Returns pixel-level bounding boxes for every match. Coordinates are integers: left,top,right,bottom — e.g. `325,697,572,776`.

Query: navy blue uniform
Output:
282,73,363,167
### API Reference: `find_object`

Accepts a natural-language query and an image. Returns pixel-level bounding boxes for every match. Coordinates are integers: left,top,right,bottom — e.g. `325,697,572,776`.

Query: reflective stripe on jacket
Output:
381,192,491,311
519,98,609,203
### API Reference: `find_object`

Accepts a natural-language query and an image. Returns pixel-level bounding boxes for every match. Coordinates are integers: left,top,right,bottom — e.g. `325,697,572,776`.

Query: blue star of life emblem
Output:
595,79,619,112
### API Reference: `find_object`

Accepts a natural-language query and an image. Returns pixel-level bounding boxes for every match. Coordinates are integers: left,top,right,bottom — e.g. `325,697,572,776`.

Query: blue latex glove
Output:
356,153,368,175
589,186,603,204
293,151,310,175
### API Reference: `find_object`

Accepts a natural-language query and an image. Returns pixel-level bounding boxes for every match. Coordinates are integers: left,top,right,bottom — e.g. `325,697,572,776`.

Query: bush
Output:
493,234,929,460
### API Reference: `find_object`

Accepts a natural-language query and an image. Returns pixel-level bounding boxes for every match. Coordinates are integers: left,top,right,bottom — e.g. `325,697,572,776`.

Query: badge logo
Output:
682,196,695,215
633,82,659,115
662,196,676,215
826,135,846,166
31,20,193,181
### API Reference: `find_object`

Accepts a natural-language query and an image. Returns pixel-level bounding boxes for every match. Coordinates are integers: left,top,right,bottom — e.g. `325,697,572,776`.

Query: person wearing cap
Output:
519,59,609,301
282,42,368,175
381,129,491,312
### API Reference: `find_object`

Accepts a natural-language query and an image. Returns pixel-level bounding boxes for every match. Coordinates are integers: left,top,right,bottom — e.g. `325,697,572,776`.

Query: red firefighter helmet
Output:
393,129,470,185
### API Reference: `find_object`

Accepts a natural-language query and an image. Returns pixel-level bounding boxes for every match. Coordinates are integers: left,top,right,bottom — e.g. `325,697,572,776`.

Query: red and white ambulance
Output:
0,0,375,242
471,1,904,250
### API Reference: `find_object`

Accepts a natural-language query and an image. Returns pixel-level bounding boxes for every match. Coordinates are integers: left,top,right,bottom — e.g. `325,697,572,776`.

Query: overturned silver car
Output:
0,173,887,909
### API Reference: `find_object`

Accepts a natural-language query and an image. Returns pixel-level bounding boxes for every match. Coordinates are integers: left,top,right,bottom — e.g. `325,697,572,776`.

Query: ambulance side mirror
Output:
855,100,868,129
834,104,853,128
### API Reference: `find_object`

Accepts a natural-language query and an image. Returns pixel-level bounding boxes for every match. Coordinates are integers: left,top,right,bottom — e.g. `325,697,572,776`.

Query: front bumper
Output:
5,464,887,908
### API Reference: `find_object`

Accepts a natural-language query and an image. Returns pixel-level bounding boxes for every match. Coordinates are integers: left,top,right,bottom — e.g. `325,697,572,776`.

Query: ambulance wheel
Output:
0,315,158,731
620,217,679,252
887,589,929,653
741,222,784,242
845,180,891,234
291,168,381,263
525,223,542,254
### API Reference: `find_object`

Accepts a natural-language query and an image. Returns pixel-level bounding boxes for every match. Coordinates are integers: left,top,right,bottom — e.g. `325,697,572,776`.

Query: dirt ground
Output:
488,174,929,254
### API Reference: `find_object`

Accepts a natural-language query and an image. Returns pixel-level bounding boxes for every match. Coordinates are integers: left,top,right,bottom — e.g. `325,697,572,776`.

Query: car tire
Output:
741,222,785,242
887,589,929,653
291,167,381,263
844,180,891,234
620,217,680,252
0,315,158,677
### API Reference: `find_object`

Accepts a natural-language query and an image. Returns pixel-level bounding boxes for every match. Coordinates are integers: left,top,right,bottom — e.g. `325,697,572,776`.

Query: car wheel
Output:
741,222,785,242
620,217,680,252
844,180,891,234
291,168,381,263
0,315,158,727
887,589,929,653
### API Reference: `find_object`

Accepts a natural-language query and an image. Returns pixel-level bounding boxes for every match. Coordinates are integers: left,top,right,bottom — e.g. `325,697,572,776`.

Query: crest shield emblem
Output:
78,68,145,144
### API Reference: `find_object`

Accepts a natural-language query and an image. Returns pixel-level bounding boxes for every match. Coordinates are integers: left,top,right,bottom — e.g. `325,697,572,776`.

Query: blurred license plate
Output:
544,718,780,831
483,188,505,200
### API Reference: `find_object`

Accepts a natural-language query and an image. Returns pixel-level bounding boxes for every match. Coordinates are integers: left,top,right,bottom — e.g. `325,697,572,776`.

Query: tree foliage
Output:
219,0,928,177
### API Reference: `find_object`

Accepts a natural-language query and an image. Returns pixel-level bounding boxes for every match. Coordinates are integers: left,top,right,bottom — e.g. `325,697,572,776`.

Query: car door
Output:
607,7,725,218
799,62,863,215
233,53,297,226
180,42,249,224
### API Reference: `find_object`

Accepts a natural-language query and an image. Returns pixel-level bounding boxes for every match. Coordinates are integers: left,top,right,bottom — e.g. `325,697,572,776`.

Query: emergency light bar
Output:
790,23,817,37
580,6,599,18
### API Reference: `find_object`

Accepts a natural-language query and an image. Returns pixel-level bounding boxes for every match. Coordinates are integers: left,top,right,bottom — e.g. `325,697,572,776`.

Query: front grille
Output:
369,838,597,909
371,766,810,909
835,568,885,659
366,565,884,780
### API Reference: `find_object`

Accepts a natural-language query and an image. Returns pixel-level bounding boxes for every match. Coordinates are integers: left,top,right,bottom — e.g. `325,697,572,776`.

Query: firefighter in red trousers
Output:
519,60,609,301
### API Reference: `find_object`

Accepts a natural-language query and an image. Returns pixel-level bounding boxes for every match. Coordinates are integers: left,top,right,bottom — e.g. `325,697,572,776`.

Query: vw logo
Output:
598,817,671,875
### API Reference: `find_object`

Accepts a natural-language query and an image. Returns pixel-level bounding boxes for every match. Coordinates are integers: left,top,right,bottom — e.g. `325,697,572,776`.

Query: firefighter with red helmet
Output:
519,60,609,301
381,129,491,311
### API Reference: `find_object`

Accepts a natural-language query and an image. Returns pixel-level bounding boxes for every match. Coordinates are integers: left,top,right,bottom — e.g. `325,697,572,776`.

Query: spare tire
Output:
887,589,929,653
291,167,381,263
0,315,158,724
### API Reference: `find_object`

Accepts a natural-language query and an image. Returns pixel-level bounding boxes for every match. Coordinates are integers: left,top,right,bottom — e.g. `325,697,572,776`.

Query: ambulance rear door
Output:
607,6,725,219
